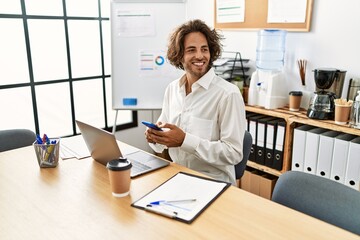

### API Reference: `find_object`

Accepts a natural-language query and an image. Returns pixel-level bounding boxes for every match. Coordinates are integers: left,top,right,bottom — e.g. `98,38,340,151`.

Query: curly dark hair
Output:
167,19,223,70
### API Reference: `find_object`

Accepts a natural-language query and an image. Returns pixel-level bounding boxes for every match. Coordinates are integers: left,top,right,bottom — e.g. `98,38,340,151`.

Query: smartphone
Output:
141,121,163,131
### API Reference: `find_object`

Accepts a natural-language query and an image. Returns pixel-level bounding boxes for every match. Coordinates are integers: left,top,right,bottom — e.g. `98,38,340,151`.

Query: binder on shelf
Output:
330,134,357,184
264,118,280,168
272,120,286,170
291,125,315,172
303,128,328,175
257,117,277,166
245,112,258,131
344,137,360,190
316,131,340,179
248,115,267,162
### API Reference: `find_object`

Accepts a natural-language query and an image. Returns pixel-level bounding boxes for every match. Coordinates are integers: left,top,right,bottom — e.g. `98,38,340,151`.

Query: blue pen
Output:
149,199,196,212
149,199,197,205
36,134,43,144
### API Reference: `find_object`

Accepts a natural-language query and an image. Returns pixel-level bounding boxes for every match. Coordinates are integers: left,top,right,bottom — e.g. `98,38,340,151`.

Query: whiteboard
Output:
111,0,185,110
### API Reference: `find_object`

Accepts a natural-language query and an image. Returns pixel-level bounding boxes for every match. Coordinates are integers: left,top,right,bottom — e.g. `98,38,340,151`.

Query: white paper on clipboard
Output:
132,172,230,223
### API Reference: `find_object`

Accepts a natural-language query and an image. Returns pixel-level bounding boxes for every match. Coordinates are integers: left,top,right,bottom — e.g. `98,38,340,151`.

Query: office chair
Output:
272,171,360,235
235,130,252,180
0,129,36,152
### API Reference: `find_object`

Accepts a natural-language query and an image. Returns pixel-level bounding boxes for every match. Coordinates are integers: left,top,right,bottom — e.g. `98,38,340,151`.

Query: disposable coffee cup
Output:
289,91,303,111
106,158,132,197
335,104,352,125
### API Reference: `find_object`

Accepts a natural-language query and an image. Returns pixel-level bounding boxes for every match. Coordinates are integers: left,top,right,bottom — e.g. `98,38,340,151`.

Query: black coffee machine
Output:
307,68,345,120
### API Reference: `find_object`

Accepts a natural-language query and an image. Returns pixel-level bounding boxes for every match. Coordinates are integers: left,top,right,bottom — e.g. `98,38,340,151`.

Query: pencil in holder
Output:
33,138,60,168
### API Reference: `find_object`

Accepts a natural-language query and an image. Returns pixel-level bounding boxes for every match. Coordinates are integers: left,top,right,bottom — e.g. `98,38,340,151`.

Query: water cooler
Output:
248,30,288,109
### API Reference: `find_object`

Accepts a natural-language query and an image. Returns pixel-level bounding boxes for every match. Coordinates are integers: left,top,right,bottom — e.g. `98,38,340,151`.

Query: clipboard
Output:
131,172,231,223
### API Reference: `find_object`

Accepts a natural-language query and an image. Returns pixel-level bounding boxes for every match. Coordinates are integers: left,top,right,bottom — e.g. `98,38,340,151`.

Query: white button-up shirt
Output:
150,68,246,185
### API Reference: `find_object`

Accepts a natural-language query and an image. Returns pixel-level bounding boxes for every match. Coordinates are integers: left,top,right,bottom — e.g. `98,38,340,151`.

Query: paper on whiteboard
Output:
216,0,245,23
139,49,182,78
268,0,307,23
115,9,155,37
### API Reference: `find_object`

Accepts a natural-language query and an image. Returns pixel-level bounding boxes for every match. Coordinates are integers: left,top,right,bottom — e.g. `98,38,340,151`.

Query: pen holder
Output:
33,138,60,168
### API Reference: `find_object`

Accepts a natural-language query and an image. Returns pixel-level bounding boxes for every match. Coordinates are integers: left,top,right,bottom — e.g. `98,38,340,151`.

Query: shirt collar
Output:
178,68,215,90
197,68,215,90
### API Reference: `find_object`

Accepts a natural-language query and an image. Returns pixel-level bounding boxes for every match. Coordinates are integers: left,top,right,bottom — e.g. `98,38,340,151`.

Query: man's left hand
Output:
147,123,185,147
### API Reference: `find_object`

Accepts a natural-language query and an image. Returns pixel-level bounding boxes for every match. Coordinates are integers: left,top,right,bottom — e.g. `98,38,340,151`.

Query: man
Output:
145,19,246,185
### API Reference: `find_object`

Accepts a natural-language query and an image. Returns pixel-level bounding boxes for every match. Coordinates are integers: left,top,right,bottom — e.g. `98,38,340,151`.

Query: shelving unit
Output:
289,112,360,136
245,105,360,177
245,105,295,176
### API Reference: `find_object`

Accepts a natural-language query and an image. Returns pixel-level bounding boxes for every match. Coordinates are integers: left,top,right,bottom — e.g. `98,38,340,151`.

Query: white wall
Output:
117,0,360,151
187,0,360,96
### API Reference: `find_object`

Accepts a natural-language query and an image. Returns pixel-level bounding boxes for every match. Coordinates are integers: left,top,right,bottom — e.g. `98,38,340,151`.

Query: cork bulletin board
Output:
214,0,313,32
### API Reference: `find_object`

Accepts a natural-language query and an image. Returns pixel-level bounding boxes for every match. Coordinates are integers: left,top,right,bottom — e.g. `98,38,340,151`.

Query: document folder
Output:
264,118,280,168
291,125,315,172
257,117,277,166
256,119,265,165
248,115,267,162
316,131,340,179
132,172,230,223
245,112,258,131
303,128,327,175
272,120,286,170
330,134,357,184
344,137,360,190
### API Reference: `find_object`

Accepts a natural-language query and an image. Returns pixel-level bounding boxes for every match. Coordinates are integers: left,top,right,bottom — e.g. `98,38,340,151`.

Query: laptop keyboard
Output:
131,160,151,172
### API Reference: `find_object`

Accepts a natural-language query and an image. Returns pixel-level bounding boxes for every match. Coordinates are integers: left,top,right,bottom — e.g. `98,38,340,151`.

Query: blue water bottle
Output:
256,29,287,71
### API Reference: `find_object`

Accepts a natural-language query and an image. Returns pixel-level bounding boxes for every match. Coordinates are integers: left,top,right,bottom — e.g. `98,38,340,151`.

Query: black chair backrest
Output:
0,129,36,152
272,171,360,235
235,130,252,179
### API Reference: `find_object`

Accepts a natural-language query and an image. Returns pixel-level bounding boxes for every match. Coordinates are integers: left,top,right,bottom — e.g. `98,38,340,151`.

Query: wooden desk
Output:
0,145,359,239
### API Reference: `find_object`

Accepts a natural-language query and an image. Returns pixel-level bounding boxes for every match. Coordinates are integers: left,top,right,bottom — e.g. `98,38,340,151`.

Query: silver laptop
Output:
75,120,169,178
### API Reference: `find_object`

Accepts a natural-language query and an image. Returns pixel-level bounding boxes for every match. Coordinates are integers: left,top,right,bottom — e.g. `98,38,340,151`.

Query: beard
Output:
182,61,210,80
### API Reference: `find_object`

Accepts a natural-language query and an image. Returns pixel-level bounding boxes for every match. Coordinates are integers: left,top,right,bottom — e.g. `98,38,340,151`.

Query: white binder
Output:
316,131,340,179
330,134,357,184
303,128,327,175
344,137,360,190
291,125,315,172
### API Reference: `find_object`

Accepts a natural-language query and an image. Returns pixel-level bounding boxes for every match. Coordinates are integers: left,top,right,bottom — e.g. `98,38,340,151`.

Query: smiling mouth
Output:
193,62,205,66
